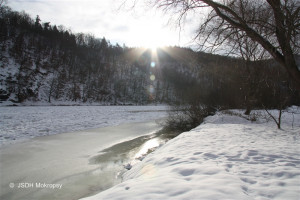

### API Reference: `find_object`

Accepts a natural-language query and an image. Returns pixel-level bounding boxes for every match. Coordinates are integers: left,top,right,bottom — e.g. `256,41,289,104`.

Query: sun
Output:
150,45,157,52
128,16,176,50
141,36,162,52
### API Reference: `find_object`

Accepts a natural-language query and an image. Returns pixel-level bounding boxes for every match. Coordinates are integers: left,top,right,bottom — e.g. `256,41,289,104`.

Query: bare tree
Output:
151,0,300,89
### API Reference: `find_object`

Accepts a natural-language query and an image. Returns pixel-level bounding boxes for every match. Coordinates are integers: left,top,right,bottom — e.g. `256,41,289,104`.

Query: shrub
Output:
163,104,216,132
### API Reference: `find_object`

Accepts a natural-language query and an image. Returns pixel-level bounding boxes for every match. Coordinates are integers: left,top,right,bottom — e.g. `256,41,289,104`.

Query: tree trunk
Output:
266,0,300,89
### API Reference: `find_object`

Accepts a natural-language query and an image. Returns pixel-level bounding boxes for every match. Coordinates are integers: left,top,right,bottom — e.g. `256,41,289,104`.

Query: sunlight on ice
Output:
134,138,160,159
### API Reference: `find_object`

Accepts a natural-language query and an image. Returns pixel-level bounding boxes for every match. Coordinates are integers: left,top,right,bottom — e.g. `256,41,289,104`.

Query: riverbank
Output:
0,119,164,200
82,109,300,200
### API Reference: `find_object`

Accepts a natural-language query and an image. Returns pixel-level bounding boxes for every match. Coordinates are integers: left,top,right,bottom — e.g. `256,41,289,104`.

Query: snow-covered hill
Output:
2,7,298,108
81,108,300,200
0,7,185,105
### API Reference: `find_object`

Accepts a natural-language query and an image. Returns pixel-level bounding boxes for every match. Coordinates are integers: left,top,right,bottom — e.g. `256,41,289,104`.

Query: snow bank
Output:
81,109,300,200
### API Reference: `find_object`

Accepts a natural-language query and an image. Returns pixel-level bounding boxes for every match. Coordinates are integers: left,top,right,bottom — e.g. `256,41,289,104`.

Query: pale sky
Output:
7,0,198,48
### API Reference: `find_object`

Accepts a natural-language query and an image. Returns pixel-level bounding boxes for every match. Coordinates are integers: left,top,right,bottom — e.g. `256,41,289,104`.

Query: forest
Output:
0,5,299,110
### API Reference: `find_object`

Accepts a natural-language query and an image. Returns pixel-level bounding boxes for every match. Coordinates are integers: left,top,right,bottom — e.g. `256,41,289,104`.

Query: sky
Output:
7,0,197,48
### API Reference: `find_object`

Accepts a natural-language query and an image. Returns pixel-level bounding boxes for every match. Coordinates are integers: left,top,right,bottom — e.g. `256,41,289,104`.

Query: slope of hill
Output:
0,6,186,105
1,6,298,108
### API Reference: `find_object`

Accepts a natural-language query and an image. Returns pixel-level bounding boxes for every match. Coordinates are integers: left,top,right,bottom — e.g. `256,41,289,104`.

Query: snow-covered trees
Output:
0,6,298,108
0,7,176,104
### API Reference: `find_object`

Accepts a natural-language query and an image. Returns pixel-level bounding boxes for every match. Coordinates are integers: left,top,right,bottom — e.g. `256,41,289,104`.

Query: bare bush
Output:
163,104,216,132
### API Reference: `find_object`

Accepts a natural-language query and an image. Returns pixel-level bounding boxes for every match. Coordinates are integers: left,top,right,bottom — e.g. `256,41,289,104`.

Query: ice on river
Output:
0,106,167,146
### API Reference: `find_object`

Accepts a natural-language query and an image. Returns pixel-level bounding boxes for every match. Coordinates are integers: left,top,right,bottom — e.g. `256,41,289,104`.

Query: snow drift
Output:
81,108,300,200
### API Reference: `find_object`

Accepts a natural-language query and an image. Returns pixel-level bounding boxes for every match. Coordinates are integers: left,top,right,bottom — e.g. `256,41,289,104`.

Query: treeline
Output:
162,53,300,131
0,6,298,109
169,52,299,109
164,51,299,131
0,6,179,104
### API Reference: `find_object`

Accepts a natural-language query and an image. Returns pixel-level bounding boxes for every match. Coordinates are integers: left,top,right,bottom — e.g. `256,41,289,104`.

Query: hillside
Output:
0,6,189,105
1,6,298,107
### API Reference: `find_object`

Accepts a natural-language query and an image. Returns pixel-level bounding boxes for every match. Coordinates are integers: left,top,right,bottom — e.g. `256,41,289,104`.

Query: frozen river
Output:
0,106,168,200
0,105,167,146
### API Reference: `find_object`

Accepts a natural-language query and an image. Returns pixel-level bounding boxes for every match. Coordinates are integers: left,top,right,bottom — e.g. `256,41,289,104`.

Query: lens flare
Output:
150,75,155,81
149,85,155,93
150,61,156,68
141,164,156,179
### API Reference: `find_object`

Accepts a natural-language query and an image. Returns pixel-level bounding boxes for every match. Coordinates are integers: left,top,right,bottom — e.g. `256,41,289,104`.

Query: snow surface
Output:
0,106,167,146
81,108,300,200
